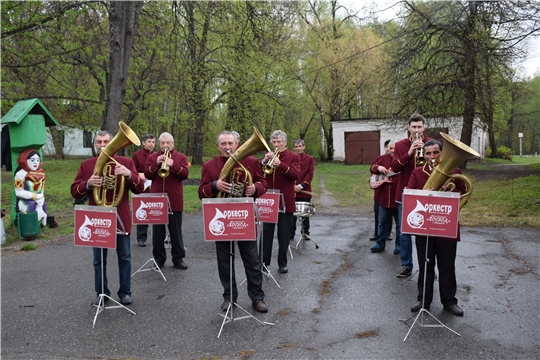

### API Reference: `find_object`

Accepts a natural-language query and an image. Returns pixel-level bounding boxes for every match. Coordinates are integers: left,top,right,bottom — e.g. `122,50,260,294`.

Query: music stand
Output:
399,189,461,341
131,194,171,281
74,205,136,327
202,198,274,338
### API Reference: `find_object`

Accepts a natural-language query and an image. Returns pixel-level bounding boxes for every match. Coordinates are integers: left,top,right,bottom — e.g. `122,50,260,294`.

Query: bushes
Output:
487,145,513,160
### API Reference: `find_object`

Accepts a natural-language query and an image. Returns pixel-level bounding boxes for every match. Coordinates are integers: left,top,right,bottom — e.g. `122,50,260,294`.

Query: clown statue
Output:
14,149,47,226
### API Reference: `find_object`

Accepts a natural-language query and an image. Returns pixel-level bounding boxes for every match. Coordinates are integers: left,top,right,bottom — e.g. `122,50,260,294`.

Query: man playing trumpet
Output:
260,130,300,274
71,130,144,306
198,131,268,313
144,132,190,270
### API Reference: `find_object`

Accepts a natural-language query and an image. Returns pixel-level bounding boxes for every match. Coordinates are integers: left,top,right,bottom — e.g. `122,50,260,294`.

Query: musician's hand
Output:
263,152,273,163
272,157,281,167
294,184,302,192
245,184,256,197
216,179,231,194
409,140,423,156
87,175,103,188
166,158,174,167
114,164,131,177
377,166,388,174
157,154,165,164
139,174,147,182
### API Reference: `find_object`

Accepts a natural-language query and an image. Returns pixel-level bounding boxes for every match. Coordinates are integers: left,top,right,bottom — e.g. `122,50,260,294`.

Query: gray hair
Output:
95,130,112,141
159,132,174,142
231,131,240,144
270,130,287,142
216,131,234,144
293,139,305,146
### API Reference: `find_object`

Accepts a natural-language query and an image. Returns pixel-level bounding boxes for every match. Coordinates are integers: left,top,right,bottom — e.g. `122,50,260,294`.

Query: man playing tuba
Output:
71,130,144,306
198,131,269,313
406,139,466,317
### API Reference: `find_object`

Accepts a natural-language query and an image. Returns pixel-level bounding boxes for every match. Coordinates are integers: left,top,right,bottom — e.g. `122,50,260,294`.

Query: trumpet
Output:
262,148,280,174
414,132,426,166
158,148,171,178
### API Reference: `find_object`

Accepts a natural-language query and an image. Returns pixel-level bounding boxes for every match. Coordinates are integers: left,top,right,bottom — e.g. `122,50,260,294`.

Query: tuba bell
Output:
218,127,272,198
92,122,141,207
423,132,481,209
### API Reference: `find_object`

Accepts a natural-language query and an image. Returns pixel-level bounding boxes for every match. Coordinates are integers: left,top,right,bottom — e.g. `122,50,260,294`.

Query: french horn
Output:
423,132,480,209
92,122,141,207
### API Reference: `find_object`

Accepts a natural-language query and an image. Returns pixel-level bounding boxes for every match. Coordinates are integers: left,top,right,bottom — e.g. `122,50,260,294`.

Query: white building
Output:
42,127,97,157
332,117,487,164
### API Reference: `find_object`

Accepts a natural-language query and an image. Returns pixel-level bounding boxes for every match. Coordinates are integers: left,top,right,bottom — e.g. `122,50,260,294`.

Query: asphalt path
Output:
1,206,539,359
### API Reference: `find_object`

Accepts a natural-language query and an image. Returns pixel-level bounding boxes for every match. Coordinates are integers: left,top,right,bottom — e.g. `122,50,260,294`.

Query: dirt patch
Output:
465,164,539,182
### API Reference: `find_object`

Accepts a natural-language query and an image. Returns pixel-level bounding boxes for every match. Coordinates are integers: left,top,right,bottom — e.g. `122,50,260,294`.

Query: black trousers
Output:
153,212,185,265
373,199,380,236
136,224,148,243
261,212,294,269
415,236,458,306
216,241,264,301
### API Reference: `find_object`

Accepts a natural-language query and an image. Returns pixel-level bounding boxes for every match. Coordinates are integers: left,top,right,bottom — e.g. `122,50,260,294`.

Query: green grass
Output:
2,157,538,247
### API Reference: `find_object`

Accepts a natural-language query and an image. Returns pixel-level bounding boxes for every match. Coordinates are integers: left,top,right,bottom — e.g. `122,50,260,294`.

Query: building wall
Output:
332,118,487,162
42,128,95,157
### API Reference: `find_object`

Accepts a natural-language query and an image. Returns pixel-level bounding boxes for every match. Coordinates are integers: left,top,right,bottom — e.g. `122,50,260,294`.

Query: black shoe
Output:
137,241,146,247
370,246,385,253
411,301,430,312
396,266,412,278
444,304,464,316
386,236,392,241
221,297,237,311
92,296,109,306
173,259,188,270
119,295,132,305
154,260,165,269
278,267,288,273
252,300,268,313
369,235,377,241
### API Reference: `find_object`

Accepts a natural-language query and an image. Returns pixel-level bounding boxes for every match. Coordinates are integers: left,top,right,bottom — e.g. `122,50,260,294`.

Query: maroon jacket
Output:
198,155,267,199
370,153,397,209
144,149,189,212
132,148,153,173
264,148,300,214
71,155,144,233
295,153,314,201
391,136,432,204
407,164,466,241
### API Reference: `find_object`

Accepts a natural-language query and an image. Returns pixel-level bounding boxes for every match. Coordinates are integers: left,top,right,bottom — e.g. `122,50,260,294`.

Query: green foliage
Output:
487,145,513,160
21,243,37,251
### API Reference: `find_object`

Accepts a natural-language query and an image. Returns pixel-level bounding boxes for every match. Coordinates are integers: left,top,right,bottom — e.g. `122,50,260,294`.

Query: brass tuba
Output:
92,122,141,207
218,127,272,198
423,132,481,209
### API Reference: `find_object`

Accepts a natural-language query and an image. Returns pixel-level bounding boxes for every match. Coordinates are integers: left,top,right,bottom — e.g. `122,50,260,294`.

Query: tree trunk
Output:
101,1,143,134
48,126,65,159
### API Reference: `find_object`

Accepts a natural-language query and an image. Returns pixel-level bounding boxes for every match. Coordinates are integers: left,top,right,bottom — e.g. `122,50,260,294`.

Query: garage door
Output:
344,131,380,165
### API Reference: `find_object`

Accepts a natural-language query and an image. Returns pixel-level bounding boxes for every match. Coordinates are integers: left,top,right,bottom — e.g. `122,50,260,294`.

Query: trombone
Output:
262,148,280,174
158,148,171,178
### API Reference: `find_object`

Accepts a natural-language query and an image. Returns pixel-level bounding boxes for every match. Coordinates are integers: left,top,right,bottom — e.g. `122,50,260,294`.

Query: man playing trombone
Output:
260,130,300,274
198,131,268,313
144,132,190,270
290,139,315,241
71,130,144,306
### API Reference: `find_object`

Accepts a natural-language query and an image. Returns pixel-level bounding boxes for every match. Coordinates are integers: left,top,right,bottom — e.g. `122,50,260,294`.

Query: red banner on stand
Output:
202,198,257,241
255,190,280,223
132,194,169,224
74,205,117,249
401,189,460,238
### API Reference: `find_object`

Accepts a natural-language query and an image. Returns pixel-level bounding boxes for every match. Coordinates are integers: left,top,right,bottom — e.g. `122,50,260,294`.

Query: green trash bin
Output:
17,211,40,240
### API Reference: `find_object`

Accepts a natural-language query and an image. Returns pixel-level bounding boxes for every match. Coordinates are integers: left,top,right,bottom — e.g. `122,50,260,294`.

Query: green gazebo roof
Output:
1,98,60,127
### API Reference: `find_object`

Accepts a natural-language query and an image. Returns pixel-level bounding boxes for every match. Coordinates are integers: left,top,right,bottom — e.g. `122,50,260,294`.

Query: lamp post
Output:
518,132,523,156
